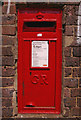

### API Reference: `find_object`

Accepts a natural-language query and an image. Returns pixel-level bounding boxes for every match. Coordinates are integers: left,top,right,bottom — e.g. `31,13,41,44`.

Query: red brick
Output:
62,107,70,117
2,118,14,120
2,88,14,97
2,46,13,56
79,78,81,87
73,68,81,77
2,15,16,25
64,5,79,16
65,26,73,36
71,88,81,97
4,2,15,5
64,68,72,77
71,107,81,116
0,88,2,97
70,38,81,47
64,47,71,57
64,78,78,88
2,56,15,66
2,5,16,14
2,108,13,117
66,15,77,25
64,88,70,97
1,77,14,87
2,66,15,77
65,57,80,67
0,37,1,45
2,98,12,107
77,98,81,107
74,27,77,37
2,35,16,45
2,26,16,35
64,97,76,107
73,47,81,57
0,16,2,24
0,46,2,56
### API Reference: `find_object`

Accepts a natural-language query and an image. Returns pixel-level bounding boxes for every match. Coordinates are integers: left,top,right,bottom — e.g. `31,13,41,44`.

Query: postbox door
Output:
22,40,56,108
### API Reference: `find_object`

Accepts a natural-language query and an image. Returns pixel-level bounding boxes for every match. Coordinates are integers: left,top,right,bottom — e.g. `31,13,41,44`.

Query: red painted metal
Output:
18,8,62,114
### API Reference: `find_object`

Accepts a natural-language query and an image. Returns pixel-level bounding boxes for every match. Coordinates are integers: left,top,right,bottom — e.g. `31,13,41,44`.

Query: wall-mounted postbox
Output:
18,8,62,114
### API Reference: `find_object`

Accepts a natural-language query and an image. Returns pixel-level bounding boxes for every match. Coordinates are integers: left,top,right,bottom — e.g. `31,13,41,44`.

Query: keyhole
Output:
30,72,32,75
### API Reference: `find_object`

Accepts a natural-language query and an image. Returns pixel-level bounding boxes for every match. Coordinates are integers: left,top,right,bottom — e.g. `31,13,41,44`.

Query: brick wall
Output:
63,4,81,117
2,2,16,118
1,2,81,119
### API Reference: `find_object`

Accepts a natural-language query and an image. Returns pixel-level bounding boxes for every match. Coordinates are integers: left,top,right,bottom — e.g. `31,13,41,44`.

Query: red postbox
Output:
18,8,62,114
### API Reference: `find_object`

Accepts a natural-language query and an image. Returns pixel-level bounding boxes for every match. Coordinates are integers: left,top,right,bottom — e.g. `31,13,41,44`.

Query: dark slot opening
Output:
23,21,56,32
24,21,55,27
26,105,35,107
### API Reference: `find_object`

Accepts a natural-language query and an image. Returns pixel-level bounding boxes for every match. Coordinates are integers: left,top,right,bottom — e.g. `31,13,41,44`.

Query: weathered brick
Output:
0,16,2,25
73,47,81,57
64,78,78,88
2,15,16,25
0,36,2,45
2,36,16,45
64,97,76,107
2,5,16,14
65,57,80,67
0,88,2,97
2,98,12,107
73,68,81,77
70,37,81,47
77,37,81,46
2,26,16,35
2,56,15,66
74,27,77,37
71,107,81,116
62,107,70,117
65,26,73,36
64,5,79,16
64,68,72,77
77,98,81,107
78,3,81,15
64,36,74,47
74,5,79,15
1,118,14,120
64,88,70,97
64,47,71,57
4,2,15,5
2,108,13,117
2,88,14,97
1,77,14,87
79,78,81,87
2,46,13,56
0,57,2,64
71,88,81,97
80,57,81,64
2,67,15,77
66,15,77,25
76,26,81,37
